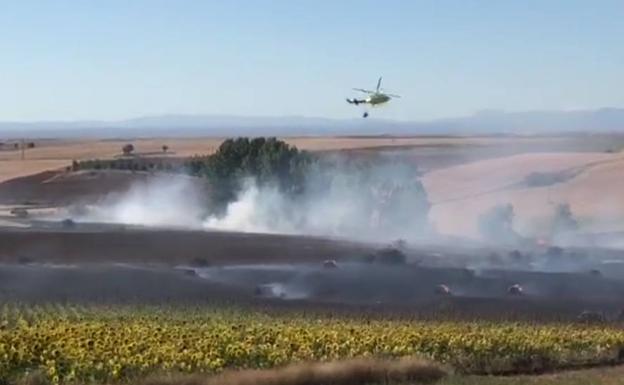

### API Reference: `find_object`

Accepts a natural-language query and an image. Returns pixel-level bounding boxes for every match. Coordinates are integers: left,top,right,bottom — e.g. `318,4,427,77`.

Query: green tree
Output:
202,137,313,207
122,143,135,156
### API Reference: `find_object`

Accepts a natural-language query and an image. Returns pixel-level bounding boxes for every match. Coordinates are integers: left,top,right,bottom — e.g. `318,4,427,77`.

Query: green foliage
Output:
71,157,186,173
122,143,135,156
198,137,314,206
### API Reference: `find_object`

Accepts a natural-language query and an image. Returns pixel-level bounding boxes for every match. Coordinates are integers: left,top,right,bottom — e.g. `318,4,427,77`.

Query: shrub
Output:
200,137,314,207
122,143,135,156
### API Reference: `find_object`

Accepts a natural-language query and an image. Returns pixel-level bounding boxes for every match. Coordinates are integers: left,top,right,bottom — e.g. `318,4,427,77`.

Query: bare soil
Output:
0,227,375,266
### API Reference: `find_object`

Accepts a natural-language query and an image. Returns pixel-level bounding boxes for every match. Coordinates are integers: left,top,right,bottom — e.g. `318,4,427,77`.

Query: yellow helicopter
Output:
346,76,401,118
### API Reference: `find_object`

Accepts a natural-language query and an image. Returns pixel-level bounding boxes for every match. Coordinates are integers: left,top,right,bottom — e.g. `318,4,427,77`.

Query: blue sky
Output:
1,0,623,121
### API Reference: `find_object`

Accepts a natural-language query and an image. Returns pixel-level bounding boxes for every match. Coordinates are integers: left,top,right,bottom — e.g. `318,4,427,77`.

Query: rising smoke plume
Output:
65,175,209,228
71,156,431,243
203,158,431,242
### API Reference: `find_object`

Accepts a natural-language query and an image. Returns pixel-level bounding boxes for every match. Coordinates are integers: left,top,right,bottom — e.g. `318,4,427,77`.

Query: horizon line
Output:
1,106,623,126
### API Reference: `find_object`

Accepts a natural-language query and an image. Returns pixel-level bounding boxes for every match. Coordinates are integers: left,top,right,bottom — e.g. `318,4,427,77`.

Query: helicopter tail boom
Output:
346,98,367,105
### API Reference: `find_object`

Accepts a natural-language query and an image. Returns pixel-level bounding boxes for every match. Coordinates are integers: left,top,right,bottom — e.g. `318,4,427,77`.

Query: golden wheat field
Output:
0,304,623,384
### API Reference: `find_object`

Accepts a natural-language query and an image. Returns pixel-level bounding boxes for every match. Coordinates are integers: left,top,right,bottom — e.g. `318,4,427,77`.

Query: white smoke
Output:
68,176,207,228
203,162,430,243
65,160,430,243
203,181,292,234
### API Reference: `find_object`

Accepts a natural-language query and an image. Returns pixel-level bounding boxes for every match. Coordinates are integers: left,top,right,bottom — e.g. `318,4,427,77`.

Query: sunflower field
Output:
0,303,623,383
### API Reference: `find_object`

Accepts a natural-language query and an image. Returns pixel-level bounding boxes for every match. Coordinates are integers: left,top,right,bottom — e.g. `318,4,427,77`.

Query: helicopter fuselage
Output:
347,77,398,118
367,93,391,105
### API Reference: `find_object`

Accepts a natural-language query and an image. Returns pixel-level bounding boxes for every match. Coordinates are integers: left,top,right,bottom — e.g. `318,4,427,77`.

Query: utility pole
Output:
20,138,25,160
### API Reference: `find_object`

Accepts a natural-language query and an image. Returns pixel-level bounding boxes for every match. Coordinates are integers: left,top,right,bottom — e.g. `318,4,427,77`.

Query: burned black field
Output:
1,225,624,323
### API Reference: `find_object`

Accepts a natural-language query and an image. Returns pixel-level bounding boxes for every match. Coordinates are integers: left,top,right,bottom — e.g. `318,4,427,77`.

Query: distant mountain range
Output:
1,108,624,138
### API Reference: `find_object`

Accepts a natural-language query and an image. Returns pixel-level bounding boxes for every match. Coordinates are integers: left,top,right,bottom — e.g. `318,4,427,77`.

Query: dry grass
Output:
0,159,72,183
423,152,624,239
15,370,50,385
3,136,523,161
14,361,624,385
440,365,624,385
140,357,447,385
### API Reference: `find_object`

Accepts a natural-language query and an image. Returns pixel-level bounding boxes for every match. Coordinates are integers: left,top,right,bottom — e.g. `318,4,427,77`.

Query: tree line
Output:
71,137,315,205
71,137,431,233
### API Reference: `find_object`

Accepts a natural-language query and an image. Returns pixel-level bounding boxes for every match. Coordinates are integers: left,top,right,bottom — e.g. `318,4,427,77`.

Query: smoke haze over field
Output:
60,145,624,250
203,181,289,234
203,159,430,241
70,177,208,228
73,159,431,243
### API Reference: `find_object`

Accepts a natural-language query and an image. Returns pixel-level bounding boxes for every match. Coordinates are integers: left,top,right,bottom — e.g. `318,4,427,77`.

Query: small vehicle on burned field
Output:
10,208,28,218
254,284,286,299
507,284,523,296
434,284,452,296
577,310,606,324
